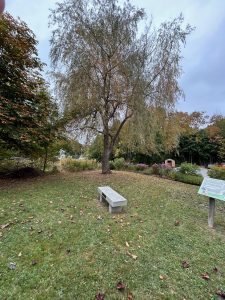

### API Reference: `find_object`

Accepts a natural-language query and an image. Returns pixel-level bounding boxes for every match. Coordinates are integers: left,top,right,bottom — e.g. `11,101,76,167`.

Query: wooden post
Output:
208,197,215,228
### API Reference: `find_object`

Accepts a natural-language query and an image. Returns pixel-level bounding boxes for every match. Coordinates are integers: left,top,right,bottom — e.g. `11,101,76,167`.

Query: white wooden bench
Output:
98,186,127,213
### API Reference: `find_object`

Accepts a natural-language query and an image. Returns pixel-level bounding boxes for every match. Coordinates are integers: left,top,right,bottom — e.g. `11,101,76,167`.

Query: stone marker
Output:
165,159,175,168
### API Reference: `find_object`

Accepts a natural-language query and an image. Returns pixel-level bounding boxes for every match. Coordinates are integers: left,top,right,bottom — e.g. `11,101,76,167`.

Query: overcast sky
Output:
5,0,225,116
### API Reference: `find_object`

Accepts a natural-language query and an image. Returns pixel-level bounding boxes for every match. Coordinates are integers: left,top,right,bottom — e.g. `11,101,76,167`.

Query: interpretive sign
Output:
198,178,225,201
198,177,225,228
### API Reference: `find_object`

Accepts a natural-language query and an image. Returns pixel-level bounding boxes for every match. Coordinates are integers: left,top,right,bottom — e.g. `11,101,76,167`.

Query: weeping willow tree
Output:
116,107,181,160
50,0,192,173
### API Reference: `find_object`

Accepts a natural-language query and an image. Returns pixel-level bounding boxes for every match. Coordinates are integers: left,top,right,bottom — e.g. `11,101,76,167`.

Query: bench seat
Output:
98,186,127,213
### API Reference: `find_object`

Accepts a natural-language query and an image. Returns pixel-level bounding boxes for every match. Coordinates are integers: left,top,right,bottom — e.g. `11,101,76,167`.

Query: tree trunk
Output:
102,134,111,174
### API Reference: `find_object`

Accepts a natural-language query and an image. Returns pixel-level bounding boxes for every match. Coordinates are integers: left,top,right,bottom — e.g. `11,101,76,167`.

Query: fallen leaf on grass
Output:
128,291,133,299
201,272,210,280
31,260,37,266
181,260,190,268
125,241,130,247
213,267,219,273
174,220,180,226
159,275,166,280
1,223,10,230
96,292,105,300
216,290,225,298
127,251,138,260
8,262,16,270
117,281,126,290
18,252,22,257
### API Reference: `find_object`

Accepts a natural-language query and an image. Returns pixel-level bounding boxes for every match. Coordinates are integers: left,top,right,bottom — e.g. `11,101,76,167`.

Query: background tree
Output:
112,107,180,162
207,115,225,162
0,13,56,160
170,112,224,165
50,0,192,173
49,136,82,158
174,111,208,135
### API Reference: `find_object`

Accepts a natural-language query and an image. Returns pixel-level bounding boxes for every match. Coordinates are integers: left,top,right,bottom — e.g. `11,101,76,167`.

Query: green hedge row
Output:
169,172,203,186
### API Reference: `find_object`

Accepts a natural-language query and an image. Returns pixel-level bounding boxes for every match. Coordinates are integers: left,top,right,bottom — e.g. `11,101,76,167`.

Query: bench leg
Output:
109,205,122,214
99,194,103,202
99,193,106,203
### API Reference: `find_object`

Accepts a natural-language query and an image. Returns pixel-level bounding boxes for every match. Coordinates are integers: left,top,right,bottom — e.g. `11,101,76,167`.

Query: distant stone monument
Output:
165,159,175,168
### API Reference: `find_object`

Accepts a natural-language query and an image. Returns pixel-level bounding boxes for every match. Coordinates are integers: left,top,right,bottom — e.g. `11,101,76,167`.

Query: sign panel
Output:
198,177,225,201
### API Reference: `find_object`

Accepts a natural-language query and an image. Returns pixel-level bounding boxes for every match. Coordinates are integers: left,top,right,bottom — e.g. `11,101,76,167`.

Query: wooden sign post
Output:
198,178,225,228
208,197,215,228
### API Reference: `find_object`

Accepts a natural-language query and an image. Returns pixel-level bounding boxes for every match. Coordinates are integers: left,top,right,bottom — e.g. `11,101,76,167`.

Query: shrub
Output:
167,170,176,180
142,167,153,175
109,160,115,170
170,172,203,186
160,163,172,176
109,159,136,171
0,157,30,173
179,162,199,175
135,163,149,171
61,158,98,172
1,167,43,179
151,163,172,176
125,163,136,172
152,163,160,175
113,157,126,170
208,166,225,180
50,165,59,174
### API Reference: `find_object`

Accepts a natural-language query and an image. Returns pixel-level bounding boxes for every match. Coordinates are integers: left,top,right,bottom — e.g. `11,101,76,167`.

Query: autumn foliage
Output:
0,13,54,156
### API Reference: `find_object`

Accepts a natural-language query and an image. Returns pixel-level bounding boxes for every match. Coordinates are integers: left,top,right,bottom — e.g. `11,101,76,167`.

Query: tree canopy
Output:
50,0,192,173
0,13,56,157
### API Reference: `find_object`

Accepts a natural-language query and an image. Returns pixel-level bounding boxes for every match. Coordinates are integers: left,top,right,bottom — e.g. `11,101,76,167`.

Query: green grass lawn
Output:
0,171,225,299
